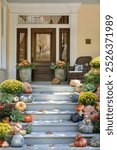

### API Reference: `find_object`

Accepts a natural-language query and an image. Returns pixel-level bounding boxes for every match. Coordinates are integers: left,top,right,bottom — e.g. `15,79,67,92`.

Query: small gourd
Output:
78,118,93,134
71,92,80,102
90,136,100,147
74,133,88,147
11,134,24,147
1,141,9,148
15,101,26,111
13,96,20,103
70,112,83,123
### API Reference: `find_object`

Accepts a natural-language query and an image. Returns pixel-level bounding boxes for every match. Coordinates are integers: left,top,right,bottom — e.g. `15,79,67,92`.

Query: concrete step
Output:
24,132,99,144
32,92,73,101
0,144,100,150
24,110,74,121
32,84,75,93
26,101,77,111
22,120,78,132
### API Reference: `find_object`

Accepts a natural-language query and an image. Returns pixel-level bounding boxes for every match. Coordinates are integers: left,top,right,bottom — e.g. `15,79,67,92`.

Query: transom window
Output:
18,15,69,24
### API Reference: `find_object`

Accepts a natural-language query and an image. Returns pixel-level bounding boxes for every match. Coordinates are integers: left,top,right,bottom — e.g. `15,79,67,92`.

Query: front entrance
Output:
17,28,70,81
31,28,56,81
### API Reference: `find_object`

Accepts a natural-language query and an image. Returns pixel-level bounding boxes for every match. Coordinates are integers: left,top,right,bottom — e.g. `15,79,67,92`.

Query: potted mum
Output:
16,60,35,82
50,60,67,81
0,122,13,146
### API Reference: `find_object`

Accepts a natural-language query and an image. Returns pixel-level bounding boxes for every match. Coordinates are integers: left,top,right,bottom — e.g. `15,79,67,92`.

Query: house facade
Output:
0,0,100,82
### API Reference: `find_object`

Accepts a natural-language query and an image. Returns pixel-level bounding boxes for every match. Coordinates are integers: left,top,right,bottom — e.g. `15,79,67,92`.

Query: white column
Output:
27,28,31,62
69,3,81,66
56,27,59,62
8,13,16,79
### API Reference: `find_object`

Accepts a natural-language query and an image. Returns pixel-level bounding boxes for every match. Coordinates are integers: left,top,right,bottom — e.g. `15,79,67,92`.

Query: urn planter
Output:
19,69,31,82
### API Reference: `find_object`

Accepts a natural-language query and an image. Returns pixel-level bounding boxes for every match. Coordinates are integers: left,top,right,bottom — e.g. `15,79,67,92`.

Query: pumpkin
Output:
15,101,26,111
76,104,84,112
23,82,32,94
51,78,61,84
70,112,83,123
2,117,10,123
11,134,24,147
13,96,20,103
1,141,9,148
78,118,93,134
28,95,34,103
74,133,88,147
71,92,80,102
19,130,27,136
20,95,34,103
83,105,99,120
70,80,81,87
23,114,33,122
90,135,100,147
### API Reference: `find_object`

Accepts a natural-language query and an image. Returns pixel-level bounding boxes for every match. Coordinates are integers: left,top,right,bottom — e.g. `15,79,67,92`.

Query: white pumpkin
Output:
13,96,20,103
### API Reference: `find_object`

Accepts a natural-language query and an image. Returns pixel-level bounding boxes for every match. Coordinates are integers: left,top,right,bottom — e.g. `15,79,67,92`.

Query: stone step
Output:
0,144,100,150
24,110,74,121
32,92,72,101
31,84,75,93
24,132,99,144
26,101,77,111
22,120,78,132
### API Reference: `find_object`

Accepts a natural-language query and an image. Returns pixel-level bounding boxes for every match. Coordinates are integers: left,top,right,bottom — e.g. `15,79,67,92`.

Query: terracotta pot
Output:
0,139,4,147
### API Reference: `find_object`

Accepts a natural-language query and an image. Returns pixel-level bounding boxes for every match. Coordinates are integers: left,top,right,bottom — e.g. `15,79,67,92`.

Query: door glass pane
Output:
35,34,50,62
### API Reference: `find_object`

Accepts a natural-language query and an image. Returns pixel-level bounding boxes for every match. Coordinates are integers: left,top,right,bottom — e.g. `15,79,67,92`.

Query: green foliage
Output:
78,92,98,106
0,103,15,121
92,120,100,133
16,60,36,70
82,83,96,92
0,79,24,95
0,93,13,103
10,109,24,122
25,124,32,134
83,73,100,84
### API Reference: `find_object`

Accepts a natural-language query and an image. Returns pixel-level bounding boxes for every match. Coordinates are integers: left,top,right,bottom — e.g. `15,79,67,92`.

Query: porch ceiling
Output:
7,0,99,3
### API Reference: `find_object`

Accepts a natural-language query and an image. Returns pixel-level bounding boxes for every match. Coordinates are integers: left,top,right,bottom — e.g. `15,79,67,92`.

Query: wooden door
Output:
31,28,56,81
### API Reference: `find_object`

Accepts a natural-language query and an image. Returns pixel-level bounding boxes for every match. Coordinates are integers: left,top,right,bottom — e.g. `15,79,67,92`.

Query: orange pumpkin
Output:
23,82,32,94
23,114,33,122
74,134,88,147
76,104,84,112
2,117,10,123
15,101,26,111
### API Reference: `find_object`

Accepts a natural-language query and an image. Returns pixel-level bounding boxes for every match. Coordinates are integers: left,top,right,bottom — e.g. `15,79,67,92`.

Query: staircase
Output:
2,82,100,150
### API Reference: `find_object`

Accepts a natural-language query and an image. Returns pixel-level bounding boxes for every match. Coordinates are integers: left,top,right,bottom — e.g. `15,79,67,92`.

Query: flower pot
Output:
19,69,31,82
55,68,66,81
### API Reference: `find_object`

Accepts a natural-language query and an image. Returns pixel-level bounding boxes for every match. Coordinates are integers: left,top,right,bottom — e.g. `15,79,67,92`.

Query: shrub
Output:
78,92,98,106
0,80,24,95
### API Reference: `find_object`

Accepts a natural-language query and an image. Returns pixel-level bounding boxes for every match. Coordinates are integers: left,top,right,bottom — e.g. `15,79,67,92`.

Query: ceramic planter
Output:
19,69,31,82
55,68,66,81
